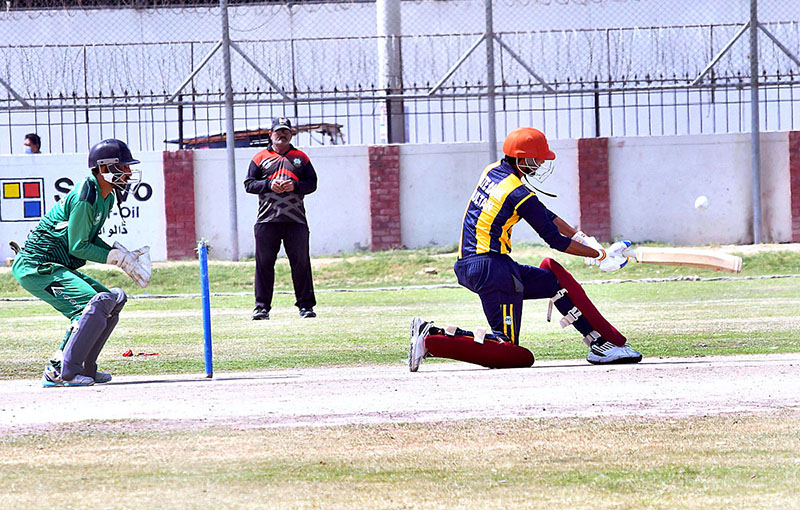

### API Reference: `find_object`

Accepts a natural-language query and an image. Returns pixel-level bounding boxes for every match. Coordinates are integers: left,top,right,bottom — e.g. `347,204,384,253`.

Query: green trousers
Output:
12,256,110,324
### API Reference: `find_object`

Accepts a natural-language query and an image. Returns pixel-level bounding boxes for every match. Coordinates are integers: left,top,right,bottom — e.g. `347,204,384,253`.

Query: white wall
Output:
2,132,794,265
398,139,580,250
609,133,791,245
192,145,371,260
0,152,166,264
760,132,793,243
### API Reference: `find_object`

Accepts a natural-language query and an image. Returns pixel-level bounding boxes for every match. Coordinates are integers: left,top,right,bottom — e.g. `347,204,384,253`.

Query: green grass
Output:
2,245,799,509
2,243,798,297
1,244,798,380
2,416,799,509
0,269,798,380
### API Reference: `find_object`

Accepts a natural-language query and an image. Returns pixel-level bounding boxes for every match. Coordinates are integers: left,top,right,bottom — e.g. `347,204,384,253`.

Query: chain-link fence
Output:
1,0,799,154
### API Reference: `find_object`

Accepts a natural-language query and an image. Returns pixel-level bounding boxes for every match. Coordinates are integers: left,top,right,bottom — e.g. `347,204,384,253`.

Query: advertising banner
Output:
0,153,166,264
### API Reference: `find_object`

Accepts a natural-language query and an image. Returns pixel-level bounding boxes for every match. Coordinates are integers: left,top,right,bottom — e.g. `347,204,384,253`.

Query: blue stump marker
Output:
198,242,214,378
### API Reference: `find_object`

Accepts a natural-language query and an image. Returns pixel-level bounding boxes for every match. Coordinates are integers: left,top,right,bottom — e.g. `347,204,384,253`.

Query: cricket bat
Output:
622,247,743,273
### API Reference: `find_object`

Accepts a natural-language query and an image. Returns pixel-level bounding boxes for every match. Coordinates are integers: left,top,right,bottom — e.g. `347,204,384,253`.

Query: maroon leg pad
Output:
425,334,534,369
540,257,627,347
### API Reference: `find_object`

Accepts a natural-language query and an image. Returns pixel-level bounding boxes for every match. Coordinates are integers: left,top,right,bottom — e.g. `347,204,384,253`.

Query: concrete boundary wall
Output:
1,132,796,263
191,144,371,260
609,132,791,245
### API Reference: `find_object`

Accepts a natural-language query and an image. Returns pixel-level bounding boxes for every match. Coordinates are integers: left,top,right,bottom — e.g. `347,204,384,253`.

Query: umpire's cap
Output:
271,117,292,131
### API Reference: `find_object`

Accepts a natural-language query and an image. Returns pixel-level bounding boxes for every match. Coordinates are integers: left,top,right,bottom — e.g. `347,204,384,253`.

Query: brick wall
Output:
368,145,402,251
790,131,800,242
577,137,611,242
162,150,198,259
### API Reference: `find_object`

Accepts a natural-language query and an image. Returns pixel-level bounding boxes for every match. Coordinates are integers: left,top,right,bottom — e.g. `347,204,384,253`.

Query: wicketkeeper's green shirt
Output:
17,174,114,268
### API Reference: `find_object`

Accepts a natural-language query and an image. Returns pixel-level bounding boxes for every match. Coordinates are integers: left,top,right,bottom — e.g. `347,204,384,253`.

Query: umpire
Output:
244,117,318,320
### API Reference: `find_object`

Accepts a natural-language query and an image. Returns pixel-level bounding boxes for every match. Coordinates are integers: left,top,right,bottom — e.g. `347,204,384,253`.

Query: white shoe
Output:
409,317,433,372
41,364,63,387
94,371,112,384
43,368,95,387
587,338,642,365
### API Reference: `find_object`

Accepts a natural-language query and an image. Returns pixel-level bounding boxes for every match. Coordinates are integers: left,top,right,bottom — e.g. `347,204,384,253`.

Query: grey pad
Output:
61,290,126,380
84,288,127,378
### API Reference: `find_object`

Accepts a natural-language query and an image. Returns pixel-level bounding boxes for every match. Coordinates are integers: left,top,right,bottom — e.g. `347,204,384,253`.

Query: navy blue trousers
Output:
454,253,592,344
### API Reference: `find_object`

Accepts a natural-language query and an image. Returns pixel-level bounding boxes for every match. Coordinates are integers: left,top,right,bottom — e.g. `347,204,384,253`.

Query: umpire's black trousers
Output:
254,221,316,312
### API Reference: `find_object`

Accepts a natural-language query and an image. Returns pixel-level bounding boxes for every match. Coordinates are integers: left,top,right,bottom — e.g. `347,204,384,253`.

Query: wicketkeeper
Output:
409,127,642,371
11,138,151,387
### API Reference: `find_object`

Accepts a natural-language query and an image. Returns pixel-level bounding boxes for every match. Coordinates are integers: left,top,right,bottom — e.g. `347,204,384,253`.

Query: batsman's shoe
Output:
409,317,433,372
94,371,113,384
587,338,642,365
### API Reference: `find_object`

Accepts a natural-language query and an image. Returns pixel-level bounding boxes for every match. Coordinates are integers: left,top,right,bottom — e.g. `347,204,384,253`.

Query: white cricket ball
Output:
694,195,709,210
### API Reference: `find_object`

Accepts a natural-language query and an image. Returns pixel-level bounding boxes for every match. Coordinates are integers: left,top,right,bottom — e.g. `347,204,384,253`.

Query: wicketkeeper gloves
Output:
107,242,151,288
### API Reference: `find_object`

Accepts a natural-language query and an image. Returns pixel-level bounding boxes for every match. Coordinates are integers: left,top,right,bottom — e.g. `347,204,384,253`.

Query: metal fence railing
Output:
1,0,799,154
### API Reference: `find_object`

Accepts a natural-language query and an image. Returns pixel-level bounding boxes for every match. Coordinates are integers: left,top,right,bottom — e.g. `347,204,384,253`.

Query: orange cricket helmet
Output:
501,127,555,160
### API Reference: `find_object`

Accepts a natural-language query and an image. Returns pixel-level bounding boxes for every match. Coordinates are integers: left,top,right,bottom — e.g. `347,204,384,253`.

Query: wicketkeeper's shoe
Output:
63,375,95,387
42,366,95,387
408,317,433,372
94,371,113,384
41,364,63,387
587,338,643,365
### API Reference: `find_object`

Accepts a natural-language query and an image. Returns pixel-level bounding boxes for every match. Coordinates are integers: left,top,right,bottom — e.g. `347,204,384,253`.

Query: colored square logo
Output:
0,178,45,222
3,182,20,199
24,201,42,218
23,181,41,198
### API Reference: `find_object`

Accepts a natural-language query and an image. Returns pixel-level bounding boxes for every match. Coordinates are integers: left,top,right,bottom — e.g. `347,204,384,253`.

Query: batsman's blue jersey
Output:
458,160,571,258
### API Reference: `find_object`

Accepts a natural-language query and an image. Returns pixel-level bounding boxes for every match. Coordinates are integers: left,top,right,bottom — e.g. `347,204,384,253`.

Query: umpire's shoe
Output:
252,307,269,320
299,307,317,318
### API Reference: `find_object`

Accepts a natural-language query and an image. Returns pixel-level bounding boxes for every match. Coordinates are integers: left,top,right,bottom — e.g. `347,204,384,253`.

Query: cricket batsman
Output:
11,138,151,387
409,127,642,371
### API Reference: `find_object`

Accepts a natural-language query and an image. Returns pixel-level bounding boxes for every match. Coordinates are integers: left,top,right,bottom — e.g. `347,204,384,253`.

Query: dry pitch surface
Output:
2,353,799,435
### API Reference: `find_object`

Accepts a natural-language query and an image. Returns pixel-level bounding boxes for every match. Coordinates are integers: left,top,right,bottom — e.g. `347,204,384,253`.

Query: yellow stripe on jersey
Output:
501,303,516,344
502,304,508,340
475,173,527,254
498,194,535,251
509,304,516,344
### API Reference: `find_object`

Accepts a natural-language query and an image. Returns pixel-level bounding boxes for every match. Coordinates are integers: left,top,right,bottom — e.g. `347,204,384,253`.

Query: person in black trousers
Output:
244,117,318,320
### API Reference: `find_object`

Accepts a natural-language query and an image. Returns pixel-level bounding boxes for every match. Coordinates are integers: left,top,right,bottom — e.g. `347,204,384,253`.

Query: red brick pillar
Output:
162,150,198,259
790,131,800,242
577,137,611,242
368,145,402,251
